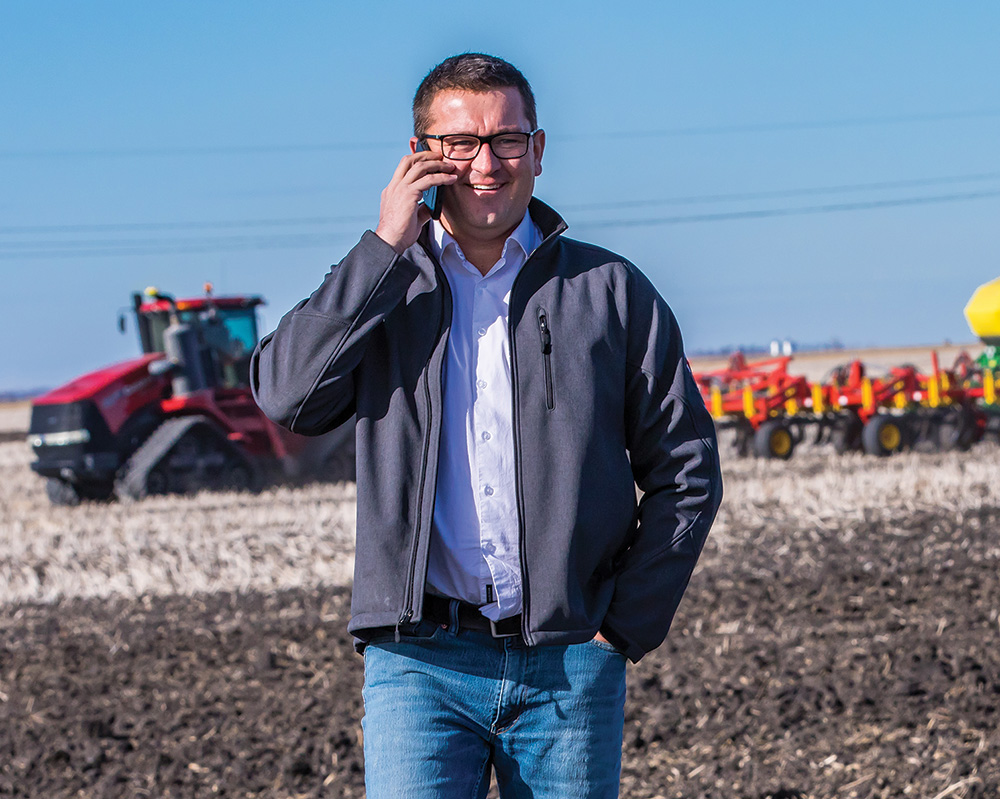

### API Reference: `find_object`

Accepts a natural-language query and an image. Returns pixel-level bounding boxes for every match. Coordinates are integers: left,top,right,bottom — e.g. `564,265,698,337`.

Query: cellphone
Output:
415,140,443,220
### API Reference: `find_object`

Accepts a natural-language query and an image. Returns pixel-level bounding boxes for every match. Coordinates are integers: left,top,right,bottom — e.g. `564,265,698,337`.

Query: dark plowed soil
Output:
2,507,998,798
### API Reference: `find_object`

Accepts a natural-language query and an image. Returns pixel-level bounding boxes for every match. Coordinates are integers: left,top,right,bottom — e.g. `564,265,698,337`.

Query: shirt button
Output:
477,379,487,390
483,485,494,496
478,327,487,337
481,431,491,441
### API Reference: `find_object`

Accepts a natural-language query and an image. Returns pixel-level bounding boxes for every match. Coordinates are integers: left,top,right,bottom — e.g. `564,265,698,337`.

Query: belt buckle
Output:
489,617,520,639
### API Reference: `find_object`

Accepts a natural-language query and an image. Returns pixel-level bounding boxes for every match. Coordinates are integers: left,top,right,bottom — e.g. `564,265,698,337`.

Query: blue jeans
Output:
362,620,627,798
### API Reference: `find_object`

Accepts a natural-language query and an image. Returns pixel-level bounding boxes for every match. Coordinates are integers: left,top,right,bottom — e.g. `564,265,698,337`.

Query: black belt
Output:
422,593,522,638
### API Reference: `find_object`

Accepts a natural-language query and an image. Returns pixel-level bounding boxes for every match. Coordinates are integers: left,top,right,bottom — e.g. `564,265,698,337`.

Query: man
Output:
252,53,722,799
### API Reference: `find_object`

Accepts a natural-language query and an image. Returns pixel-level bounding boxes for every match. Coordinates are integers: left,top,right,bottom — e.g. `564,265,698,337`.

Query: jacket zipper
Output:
396,377,431,641
507,283,551,646
537,308,554,410
508,308,529,645
396,373,430,641
491,224,565,645
397,250,451,642
507,228,565,646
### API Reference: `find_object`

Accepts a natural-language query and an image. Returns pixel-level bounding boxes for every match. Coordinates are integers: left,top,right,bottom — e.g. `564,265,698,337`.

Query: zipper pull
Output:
395,609,413,643
538,312,552,353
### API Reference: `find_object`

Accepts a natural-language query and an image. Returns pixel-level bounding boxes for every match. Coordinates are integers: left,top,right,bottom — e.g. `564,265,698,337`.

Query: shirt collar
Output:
430,210,538,274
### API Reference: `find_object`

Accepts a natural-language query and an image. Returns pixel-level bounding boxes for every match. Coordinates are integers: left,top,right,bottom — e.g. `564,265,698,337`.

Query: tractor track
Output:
114,415,207,500
115,415,255,501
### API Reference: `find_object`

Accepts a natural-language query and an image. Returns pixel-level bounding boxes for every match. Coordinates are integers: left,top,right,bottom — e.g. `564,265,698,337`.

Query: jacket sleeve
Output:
250,231,418,435
602,267,723,662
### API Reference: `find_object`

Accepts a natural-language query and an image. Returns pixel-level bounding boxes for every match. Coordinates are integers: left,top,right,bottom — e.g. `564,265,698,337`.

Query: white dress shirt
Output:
426,211,542,621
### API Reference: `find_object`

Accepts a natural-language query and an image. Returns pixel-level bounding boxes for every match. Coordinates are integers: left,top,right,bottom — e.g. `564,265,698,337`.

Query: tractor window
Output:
138,307,260,355
214,309,259,351
200,308,258,389
141,313,170,354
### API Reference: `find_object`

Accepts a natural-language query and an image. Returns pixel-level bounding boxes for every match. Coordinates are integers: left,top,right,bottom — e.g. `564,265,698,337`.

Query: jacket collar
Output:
429,208,539,272
527,197,569,246
414,197,568,267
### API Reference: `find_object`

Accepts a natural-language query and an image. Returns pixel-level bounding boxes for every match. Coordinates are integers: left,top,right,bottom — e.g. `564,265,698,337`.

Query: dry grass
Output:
710,444,1000,549
0,401,30,439
0,440,356,605
5,344,990,607
3,433,998,608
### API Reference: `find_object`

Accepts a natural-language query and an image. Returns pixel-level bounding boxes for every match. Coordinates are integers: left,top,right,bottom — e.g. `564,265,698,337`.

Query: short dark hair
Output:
412,53,537,137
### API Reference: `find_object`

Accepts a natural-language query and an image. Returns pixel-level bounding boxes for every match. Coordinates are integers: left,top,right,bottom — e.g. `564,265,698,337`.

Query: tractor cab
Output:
32,284,355,506
131,286,263,390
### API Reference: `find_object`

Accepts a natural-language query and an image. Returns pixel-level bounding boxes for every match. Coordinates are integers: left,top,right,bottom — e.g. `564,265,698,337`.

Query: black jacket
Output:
251,199,722,662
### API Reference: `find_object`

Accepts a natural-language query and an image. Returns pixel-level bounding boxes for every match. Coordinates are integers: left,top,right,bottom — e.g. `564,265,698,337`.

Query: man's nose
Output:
471,140,501,173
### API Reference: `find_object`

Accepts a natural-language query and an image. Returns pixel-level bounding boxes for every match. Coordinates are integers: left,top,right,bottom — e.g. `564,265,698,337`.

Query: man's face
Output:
412,87,544,247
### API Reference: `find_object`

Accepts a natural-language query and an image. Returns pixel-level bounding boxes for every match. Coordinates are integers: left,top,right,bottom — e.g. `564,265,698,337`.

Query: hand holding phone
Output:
374,144,454,255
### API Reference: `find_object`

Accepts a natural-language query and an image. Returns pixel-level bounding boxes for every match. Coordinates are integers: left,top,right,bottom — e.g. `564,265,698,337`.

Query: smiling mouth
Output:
469,183,504,192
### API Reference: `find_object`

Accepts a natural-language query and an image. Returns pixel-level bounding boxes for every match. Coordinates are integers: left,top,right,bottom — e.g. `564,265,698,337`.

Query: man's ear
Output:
409,136,420,154
533,129,545,177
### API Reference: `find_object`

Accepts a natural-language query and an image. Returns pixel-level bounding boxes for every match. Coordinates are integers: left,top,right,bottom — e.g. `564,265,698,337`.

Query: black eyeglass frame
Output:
420,129,540,161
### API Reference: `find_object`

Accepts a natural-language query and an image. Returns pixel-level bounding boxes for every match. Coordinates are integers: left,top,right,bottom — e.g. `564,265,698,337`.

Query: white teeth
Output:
472,184,500,190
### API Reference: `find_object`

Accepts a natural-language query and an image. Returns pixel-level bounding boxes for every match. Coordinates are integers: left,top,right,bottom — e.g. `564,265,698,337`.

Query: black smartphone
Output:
415,140,443,220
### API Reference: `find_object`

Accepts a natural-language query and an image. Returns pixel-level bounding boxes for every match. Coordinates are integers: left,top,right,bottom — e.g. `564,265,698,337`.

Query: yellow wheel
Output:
862,415,906,456
753,420,796,460
770,427,793,457
878,422,901,451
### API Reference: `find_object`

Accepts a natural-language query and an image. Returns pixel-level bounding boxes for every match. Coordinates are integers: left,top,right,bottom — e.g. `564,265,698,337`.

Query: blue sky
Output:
2,2,998,391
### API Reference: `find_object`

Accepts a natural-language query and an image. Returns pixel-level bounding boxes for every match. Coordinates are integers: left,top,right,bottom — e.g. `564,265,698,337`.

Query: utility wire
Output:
0,215,373,235
0,232,355,259
2,108,998,160
561,171,1000,211
3,170,998,237
0,142,400,159
573,188,1000,230
559,108,1000,141
1,187,998,259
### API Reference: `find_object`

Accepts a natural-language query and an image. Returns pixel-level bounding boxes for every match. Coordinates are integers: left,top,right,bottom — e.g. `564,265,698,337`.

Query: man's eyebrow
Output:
440,127,527,136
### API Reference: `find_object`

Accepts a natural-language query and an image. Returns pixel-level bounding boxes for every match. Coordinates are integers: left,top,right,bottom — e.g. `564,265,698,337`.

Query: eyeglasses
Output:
421,130,539,161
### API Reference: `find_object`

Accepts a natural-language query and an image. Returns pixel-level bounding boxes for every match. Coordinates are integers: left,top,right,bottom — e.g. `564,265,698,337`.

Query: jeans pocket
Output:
588,638,625,656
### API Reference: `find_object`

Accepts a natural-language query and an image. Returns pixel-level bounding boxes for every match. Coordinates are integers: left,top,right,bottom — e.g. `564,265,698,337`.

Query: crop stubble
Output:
1,435,999,797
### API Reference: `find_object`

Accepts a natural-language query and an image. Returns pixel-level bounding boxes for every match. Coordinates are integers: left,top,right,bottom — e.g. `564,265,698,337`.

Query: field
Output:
2,393,999,797
0,401,30,444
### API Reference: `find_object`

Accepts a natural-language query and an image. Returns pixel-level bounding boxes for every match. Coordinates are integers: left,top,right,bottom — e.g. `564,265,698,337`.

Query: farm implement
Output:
694,351,997,460
695,277,1000,460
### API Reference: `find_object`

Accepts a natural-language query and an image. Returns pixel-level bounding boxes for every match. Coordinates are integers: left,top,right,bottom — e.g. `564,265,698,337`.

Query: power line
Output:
2,108,998,160
573,188,1000,230
0,215,372,235
0,142,401,159
0,231,355,259
1,187,998,259
559,108,1000,141
3,169,998,237
561,170,1000,212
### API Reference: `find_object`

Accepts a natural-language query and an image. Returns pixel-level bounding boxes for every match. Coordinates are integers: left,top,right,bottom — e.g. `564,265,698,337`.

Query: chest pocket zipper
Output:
538,308,554,410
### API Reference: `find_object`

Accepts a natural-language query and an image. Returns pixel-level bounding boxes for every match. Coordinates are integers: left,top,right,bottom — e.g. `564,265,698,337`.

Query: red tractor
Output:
28,286,354,505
